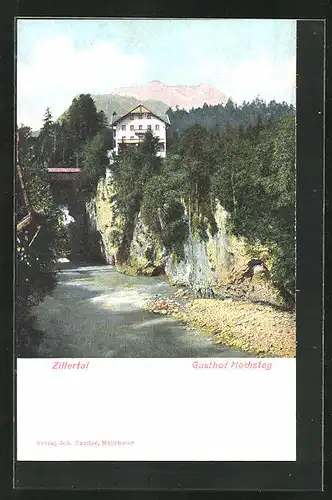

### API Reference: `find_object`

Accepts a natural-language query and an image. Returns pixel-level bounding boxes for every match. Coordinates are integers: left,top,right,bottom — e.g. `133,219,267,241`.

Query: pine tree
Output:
65,94,106,168
38,108,56,169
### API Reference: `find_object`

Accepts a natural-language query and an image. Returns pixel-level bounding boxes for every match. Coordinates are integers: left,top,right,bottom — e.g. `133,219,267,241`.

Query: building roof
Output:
111,104,171,126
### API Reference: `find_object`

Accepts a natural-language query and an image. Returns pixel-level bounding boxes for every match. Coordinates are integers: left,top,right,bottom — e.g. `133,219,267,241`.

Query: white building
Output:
110,104,170,158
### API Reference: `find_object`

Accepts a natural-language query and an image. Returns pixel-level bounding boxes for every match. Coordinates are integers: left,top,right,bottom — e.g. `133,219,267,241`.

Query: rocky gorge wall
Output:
85,171,271,295
85,170,121,265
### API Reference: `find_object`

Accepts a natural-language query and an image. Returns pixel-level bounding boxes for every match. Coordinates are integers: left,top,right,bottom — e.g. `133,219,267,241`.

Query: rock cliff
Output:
85,172,267,297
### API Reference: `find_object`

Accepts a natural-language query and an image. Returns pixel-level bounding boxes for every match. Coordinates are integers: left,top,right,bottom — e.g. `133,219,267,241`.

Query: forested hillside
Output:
166,97,295,138
91,93,169,121
34,95,295,142
110,114,295,306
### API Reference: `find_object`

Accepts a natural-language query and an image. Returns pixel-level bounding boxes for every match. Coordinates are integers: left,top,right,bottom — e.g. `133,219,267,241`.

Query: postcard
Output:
15,17,299,470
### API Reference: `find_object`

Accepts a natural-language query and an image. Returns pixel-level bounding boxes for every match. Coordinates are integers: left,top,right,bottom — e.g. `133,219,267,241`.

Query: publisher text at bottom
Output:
36,440,135,447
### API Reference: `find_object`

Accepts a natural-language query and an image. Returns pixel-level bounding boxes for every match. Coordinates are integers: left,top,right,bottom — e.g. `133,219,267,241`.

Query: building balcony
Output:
134,129,153,134
116,129,154,135
119,136,165,144
119,138,141,144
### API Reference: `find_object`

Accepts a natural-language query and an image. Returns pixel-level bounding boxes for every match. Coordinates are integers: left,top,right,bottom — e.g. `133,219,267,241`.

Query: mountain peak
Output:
113,81,227,110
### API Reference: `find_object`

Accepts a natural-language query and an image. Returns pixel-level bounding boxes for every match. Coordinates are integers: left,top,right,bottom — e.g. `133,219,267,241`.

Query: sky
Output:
17,19,296,130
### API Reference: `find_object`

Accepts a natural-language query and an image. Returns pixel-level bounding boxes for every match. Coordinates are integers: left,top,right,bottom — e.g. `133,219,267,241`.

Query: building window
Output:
147,114,151,119
122,136,126,140
130,136,135,139
158,143,165,151
138,134,144,139
121,125,126,131
139,125,143,130
130,125,134,131
138,114,143,119
147,125,151,130
155,124,160,131
129,114,134,120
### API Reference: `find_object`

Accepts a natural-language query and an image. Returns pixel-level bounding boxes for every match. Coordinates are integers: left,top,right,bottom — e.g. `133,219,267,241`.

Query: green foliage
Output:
160,201,189,258
18,128,54,212
18,126,69,252
79,131,111,197
16,124,68,354
140,165,189,258
37,108,56,168
16,94,115,351
111,110,295,306
111,131,162,215
112,125,219,260
167,97,295,138
173,124,219,237
212,115,295,303
112,132,192,259
108,132,163,262
32,95,110,187
65,94,104,151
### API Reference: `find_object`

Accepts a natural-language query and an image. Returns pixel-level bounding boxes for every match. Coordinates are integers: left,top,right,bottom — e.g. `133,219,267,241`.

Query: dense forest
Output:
90,93,295,140
16,93,295,354
166,97,295,138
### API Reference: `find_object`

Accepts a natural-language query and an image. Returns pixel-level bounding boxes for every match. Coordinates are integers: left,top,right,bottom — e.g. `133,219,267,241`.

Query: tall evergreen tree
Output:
38,108,56,169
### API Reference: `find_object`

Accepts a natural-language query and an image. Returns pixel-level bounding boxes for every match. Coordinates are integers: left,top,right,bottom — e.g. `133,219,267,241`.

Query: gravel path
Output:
33,263,249,358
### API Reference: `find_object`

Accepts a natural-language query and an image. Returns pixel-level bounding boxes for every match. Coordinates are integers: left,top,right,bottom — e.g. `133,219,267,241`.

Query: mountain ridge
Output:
113,81,228,110
91,93,169,123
